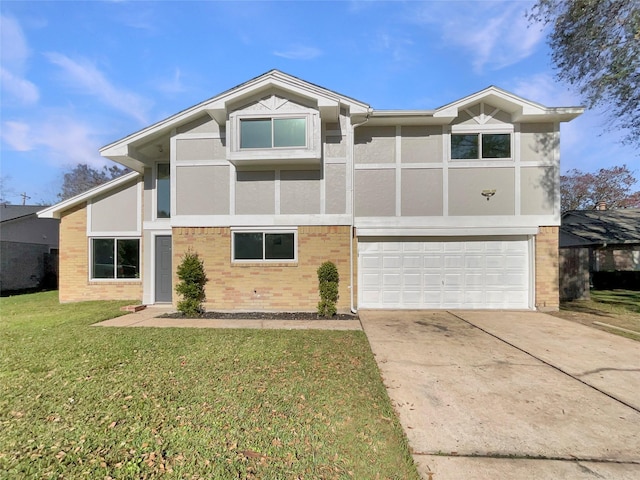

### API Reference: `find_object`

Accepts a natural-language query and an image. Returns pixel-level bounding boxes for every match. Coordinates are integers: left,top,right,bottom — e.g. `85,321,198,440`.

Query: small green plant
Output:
317,261,339,317
175,249,208,316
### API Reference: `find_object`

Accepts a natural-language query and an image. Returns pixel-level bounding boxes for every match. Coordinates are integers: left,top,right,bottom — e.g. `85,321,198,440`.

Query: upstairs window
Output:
240,118,306,149
451,133,511,159
157,163,170,218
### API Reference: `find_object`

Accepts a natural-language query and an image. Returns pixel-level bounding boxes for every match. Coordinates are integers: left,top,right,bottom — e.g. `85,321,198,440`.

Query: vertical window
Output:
157,163,170,218
451,133,511,159
91,238,140,279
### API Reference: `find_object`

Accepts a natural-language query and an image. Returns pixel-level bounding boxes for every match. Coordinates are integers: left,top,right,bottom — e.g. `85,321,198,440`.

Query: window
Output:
240,118,306,149
92,238,140,279
451,133,511,159
233,231,296,261
157,163,170,218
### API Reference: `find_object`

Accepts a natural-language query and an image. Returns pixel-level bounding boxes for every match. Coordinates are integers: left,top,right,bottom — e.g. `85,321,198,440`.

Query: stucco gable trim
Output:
434,86,584,123
37,171,141,220
100,70,370,165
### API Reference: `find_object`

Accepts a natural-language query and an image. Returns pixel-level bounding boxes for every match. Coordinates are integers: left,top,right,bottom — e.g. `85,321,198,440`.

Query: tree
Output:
175,250,208,316
561,165,640,211
58,163,129,201
529,1,640,145
317,261,339,317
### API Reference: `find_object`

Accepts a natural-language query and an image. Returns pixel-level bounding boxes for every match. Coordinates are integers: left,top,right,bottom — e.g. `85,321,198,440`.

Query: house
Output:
1,204,59,294
559,208,640,300
38,70,583,312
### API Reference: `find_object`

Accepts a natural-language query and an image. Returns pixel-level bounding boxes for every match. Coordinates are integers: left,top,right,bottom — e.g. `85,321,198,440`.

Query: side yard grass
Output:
0,291,419,479
552,289,640,341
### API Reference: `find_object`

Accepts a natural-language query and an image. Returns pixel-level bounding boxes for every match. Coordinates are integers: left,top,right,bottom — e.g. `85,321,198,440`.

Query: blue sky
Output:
1,0,636,205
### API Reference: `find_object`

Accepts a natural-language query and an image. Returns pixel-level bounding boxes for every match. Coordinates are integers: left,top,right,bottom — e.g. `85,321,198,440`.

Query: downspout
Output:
349,110,372,314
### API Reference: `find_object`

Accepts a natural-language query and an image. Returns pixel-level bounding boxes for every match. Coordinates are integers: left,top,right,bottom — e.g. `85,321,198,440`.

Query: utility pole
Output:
20,192,30,205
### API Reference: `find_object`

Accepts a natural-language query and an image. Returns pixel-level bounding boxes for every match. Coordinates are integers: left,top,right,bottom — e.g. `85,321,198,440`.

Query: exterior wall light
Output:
481,189,496,200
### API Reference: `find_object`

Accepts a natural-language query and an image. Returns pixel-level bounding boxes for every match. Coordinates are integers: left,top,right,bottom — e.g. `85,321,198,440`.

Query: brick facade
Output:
172,226,352,312
58,203,142,303
535,226,559,311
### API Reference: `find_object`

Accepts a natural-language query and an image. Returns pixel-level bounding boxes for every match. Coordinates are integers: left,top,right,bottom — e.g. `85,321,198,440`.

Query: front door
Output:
155,236,172,303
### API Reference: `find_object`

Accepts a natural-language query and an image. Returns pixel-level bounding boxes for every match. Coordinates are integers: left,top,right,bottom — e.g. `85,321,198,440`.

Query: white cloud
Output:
0,68,39,104
0,15,30,69
0,15,39,105
412,1,545,73
45,52,152,124
1,121,32,151
2,117,106,168
273,45,322,60
508,73,581,107
374,32,415,64
157,68,186,94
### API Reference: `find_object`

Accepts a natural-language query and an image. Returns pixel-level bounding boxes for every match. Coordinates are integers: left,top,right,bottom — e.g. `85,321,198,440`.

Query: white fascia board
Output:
206,73,369,124
37,171,141,219
169,214,353,227
434,86,584,123
103,71,371,154
356,226,539,237
355,214,560,230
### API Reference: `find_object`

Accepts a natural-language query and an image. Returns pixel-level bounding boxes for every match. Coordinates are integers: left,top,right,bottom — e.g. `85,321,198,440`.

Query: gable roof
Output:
100,70,371,171
0,205,47,223
364,85,584,125
434,86,583,123
37,171,141,220
560,209,640,247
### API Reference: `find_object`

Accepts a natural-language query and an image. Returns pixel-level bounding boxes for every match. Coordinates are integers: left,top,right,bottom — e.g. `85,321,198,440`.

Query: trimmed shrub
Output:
175,250,208,316
317,261,339,317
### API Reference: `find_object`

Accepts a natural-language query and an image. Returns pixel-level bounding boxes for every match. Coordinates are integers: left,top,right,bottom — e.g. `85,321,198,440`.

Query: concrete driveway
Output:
359,310,640,480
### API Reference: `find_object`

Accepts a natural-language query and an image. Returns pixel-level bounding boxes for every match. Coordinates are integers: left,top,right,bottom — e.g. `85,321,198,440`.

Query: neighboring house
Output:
1,205,60,293
38,70,583,311
559,208,640,300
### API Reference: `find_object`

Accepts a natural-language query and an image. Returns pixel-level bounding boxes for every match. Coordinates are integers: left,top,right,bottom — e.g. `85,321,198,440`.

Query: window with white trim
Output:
157,163,170,218
240,117,306,149
91,238,140,279
451,133,511,159
232,231,296,262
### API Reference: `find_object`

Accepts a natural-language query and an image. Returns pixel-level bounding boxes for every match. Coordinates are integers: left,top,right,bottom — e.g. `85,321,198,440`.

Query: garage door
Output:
358,237,530,309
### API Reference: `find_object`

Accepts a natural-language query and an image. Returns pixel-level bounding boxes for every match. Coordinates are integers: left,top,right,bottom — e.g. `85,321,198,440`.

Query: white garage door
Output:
358,237,530,309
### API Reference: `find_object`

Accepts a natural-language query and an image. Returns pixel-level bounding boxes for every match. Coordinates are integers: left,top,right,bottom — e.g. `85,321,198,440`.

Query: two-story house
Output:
38,70,583,312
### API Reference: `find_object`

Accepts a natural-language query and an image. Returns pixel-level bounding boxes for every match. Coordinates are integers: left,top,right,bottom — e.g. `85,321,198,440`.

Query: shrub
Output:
317,261,339,317
175,250,208,316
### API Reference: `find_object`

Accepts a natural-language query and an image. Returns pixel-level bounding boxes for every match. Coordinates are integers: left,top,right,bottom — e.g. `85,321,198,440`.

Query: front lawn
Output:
0,291,418,479
552,289,640,341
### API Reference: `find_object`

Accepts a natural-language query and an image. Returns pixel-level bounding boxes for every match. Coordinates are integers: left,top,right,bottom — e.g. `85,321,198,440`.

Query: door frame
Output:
151,231,172,304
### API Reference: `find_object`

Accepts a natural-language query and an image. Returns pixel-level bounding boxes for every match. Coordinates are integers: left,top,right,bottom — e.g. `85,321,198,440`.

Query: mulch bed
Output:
161,311,358,320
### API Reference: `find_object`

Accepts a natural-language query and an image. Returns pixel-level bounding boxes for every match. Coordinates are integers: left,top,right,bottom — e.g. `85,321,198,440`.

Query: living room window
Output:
240,117,306,149
451,133,511,159
91,238,140,279
232,231,296,262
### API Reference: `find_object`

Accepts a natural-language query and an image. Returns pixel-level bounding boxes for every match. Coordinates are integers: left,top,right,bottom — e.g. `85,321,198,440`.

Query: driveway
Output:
359,310,640,480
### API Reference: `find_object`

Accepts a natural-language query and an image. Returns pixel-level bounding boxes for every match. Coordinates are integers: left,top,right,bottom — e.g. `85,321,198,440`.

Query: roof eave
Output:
37,171,141,219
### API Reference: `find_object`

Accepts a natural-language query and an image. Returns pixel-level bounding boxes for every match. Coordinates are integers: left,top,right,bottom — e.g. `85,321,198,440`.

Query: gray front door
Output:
155,236,172,303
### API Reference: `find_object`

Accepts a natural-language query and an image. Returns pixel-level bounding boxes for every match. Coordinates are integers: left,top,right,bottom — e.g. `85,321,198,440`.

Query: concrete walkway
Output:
94,306,362,330
359,310,640,480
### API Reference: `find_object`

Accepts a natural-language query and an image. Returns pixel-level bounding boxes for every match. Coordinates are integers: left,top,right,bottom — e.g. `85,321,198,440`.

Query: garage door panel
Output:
382,255,402,268
359,237,530,309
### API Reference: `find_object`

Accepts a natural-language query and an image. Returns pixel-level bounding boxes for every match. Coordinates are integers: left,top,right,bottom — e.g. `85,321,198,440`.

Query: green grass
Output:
590,289,640,315
0,291,418,479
